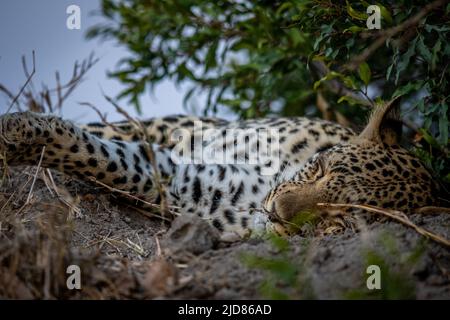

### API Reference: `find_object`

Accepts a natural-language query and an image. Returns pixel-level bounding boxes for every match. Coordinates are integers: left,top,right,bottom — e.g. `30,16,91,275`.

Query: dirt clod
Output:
162,215,220,258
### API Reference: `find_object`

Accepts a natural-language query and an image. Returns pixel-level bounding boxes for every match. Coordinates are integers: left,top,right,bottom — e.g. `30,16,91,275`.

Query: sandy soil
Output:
0,167,449,299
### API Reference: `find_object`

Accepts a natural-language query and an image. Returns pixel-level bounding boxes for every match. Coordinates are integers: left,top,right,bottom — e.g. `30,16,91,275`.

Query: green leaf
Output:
395,37,417,84
438,103,449,145
343,26,365,33
288,28,304,46
416,99,426,113
276,2,292,16
386,63,394,81
313,71,341,90
177,62,196,81
204,41,218,72
417,36,432,64
346,1,368,21
183,87,196,108
342,75,358,90
377,3,393,24
358,62,371,86
338,95,366,106
313,34,325,51
392,81,423,99
269,234,290,252
431,39,442,70
418,128,440,149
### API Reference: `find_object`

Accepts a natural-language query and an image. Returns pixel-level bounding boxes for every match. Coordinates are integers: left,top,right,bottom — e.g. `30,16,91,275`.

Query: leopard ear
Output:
359,98,402,145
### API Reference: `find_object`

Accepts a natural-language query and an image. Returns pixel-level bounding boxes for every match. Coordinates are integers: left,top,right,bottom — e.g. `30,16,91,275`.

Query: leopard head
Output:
263,100,438,233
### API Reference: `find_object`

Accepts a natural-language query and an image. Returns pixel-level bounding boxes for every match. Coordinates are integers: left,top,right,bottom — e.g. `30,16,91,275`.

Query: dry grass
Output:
0,167,183,299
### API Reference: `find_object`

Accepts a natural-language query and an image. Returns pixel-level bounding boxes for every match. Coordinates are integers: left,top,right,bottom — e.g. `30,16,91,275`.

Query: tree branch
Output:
342,0,447,72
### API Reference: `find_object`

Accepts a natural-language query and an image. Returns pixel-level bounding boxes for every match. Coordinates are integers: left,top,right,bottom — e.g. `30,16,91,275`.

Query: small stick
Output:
79,101,129,136
6,51,36,114
155,235,162,256
25,146,46,204
415,206,450,215
88,178,179,217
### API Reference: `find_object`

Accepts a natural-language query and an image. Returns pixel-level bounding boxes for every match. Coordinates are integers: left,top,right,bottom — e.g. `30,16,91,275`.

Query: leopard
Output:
0,101,439,238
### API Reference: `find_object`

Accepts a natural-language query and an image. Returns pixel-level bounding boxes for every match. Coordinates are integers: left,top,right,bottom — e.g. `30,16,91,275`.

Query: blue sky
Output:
0,0,199,122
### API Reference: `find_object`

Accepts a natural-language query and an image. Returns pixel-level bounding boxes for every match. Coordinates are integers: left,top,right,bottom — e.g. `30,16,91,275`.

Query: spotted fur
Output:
0,104,439,237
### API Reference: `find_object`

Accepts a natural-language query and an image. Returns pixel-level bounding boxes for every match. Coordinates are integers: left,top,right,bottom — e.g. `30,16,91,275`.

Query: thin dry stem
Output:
88,178,179,219
25,146,46,204
6,51,36,114
317,202,450,248
103,94,173,221
79,101,129,136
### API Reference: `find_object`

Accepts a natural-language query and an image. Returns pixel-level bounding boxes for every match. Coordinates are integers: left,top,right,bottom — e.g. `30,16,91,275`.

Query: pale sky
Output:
0,0,206,123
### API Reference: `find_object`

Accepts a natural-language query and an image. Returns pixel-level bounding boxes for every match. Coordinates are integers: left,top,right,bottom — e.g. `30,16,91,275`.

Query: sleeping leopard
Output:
0,101,439,237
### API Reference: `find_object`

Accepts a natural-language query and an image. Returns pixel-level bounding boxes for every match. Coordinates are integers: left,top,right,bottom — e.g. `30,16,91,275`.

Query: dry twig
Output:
1,53,98,115
5,51,36,114
317,202,450,247
88,178,179,219
25,146,45,204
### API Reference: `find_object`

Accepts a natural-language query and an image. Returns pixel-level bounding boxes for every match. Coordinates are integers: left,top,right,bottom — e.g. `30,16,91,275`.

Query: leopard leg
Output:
0,112,174,203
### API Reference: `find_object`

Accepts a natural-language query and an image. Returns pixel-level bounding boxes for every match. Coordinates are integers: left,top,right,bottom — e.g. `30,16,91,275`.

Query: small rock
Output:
162,215,220,256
